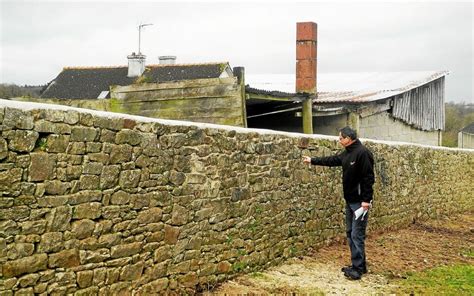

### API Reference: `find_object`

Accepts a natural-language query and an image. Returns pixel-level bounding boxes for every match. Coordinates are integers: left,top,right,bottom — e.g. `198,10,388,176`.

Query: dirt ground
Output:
202,212,474,295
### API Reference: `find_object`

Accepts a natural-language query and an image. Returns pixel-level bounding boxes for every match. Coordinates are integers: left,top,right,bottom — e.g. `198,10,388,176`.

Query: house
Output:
38,54,246,127
29,21,447,146
458,122,474,148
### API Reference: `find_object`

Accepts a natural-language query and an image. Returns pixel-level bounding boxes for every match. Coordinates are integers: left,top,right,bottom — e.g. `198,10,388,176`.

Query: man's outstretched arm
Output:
302,154,343,167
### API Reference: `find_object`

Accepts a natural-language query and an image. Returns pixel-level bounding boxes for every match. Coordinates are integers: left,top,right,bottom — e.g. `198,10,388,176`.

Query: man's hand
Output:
361,201,371,210
302,156,311,164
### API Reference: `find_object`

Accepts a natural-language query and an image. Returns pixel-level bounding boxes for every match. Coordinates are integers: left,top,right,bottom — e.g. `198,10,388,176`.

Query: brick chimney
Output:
296,22,317,133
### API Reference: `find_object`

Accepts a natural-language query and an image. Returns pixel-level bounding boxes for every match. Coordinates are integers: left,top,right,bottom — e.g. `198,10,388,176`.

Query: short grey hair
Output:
339,126,357,140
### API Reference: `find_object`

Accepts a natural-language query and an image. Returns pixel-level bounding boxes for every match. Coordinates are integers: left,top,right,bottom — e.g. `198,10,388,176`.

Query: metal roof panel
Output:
246,71,449,103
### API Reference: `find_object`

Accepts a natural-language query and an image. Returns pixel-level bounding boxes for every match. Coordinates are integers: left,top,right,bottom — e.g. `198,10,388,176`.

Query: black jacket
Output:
310,139,375,203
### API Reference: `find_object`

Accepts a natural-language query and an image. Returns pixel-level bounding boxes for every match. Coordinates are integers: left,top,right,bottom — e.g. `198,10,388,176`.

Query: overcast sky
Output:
1,1,472,103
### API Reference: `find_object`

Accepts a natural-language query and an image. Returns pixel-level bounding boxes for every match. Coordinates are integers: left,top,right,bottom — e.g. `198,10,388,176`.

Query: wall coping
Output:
2,98,473,153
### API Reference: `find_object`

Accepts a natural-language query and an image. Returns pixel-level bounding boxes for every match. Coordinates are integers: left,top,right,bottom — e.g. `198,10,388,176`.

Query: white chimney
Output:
127,52,146,77
159,56,176,65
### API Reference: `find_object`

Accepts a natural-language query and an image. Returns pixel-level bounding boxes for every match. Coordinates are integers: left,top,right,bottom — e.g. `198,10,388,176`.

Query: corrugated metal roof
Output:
246,71,449,103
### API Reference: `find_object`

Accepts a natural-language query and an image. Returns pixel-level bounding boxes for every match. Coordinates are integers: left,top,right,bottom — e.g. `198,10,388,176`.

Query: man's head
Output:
338,126,357,147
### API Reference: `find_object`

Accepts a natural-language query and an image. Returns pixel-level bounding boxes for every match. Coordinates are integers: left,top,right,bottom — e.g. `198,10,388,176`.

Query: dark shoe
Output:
341,266,367,274
341,266,352,273
344,268,362,280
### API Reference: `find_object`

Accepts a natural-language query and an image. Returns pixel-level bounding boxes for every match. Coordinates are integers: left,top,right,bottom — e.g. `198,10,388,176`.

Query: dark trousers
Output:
345,202,368,272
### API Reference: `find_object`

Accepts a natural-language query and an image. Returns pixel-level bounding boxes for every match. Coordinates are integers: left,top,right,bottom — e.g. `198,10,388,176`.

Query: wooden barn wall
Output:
392,77,445,131
110,77,245,127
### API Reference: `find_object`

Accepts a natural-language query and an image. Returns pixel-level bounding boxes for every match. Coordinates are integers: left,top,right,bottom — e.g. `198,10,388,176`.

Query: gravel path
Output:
203,213,473,295
206,258,395,295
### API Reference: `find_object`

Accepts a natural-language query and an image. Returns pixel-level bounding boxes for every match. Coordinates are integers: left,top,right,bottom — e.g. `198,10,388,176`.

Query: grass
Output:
232,261,247,272
35,137,48,151
394,264,474,295
249,272,268,279
461,248,473,258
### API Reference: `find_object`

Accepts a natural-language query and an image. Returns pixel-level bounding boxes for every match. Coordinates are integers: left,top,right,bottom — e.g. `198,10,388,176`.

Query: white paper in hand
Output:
354,207,368,220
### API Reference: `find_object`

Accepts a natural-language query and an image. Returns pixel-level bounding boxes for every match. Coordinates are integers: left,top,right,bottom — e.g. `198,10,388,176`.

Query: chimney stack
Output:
159,56,177,65
127,52,146,77
296,22,317,134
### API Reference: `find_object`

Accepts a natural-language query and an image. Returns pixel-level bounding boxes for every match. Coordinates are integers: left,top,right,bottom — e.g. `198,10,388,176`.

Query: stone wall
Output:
360,112,441,146
0,100,472,295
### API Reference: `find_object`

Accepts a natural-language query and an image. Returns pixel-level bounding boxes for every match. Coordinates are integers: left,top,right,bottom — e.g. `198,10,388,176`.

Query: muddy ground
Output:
202,212,473,295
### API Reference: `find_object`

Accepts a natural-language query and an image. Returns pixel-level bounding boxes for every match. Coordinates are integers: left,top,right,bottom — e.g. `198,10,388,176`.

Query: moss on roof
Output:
41,63,229,99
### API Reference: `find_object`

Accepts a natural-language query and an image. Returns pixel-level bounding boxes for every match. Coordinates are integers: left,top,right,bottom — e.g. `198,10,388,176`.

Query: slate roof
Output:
461,122,474,134
41,63,229,99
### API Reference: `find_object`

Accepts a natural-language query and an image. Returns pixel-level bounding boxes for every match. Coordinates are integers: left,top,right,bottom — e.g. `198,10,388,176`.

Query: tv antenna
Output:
138,23,153,54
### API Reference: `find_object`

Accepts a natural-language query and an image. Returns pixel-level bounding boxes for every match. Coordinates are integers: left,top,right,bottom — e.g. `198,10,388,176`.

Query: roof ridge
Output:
147,61,229,67
63,61,229,71
63,65,127,70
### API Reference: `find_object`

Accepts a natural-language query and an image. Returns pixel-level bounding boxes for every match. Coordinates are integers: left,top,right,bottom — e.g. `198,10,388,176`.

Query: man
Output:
303,126,375,280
